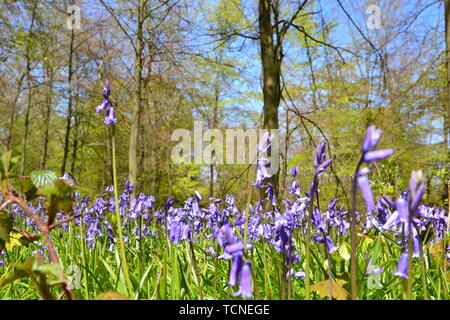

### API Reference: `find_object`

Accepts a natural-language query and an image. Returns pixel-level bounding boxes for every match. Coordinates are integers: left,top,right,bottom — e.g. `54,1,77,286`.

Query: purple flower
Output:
355,126,394,213
408,171,425,214
360,126,394,164
314,140,332,173
225,242,245,255
97,80,116,126
357,172,374,211
366,259,384,275
396,198,408,223
363,149,394,163
255,158,272,187
314,140,326,167
228,255,243,286
96,100,109,114
291,166,298,179
104,105,117,126
362,125,382,153
392,252,409,278
232,261,252,299
102,80,111,98
257,132,273,154
313,235,339,253
286,269,305,280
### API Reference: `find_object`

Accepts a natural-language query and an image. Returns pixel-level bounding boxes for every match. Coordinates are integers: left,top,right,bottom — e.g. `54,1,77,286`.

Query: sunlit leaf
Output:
31,170,57,188
95,291,129,300
338,241,351,261
310,279,349,300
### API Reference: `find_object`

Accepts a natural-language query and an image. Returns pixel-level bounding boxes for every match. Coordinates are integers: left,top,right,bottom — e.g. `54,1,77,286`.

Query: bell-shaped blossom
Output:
362,125,382,153
232,261,252,299
97,80,116,126
357,169,374,211
363,149,394,163
392,252,409,278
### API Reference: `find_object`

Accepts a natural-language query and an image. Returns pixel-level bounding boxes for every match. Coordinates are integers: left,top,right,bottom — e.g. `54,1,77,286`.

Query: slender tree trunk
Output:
61,28,75,175
209,67,220,199
258,0,281,196
7,74,25,150
70,91,79,174
445,0,450,202
129,0,144,191
41,67,54,169
20,2,37,176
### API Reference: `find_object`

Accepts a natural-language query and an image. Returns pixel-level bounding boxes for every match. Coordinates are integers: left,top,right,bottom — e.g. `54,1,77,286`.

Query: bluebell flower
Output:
286,269,305,280
356,126,394,212
97,80,116,126
357,169,374,212
232,260,252,299
392,252,409,278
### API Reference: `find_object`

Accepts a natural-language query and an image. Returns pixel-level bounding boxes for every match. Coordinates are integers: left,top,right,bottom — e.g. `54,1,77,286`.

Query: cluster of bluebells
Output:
2,174,448,296
1,124,448,298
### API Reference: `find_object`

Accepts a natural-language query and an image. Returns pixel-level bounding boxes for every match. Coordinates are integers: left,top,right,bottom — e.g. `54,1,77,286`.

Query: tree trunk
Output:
61,28,75,175
444,0,450,202
258,0,281,196
20,2,37,176
41,67,53,169
7,74,25,150
129,0,144,191
70,91,79,174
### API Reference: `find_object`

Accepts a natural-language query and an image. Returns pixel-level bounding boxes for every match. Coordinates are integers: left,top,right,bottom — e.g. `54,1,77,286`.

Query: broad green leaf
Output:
338,241,351,261
35,263,65,286
31,170,57,188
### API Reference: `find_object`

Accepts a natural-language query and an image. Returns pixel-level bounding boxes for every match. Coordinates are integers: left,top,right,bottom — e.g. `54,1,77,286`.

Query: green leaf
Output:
0,212,13,248
338,241,351,261
0,255,37,288
0,269,29,288
31,170,57,188
34,263,65,286
20,177,38,201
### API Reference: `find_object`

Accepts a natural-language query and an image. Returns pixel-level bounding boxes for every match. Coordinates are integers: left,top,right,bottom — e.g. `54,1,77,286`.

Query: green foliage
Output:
0,254,65,300
0,212,13,250
0,151,20,191
30,170,57,188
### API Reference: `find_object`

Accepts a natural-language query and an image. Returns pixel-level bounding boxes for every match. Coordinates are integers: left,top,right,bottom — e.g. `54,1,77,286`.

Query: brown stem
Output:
48,210,93,231
6,193,75,300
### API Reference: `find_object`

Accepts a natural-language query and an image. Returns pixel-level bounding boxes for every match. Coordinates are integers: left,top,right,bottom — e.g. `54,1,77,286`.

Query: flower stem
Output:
111,127,134,298
78,218,89,300
407,223,413,300
304,176,318,300
418,236,428,300
350,157,363,300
